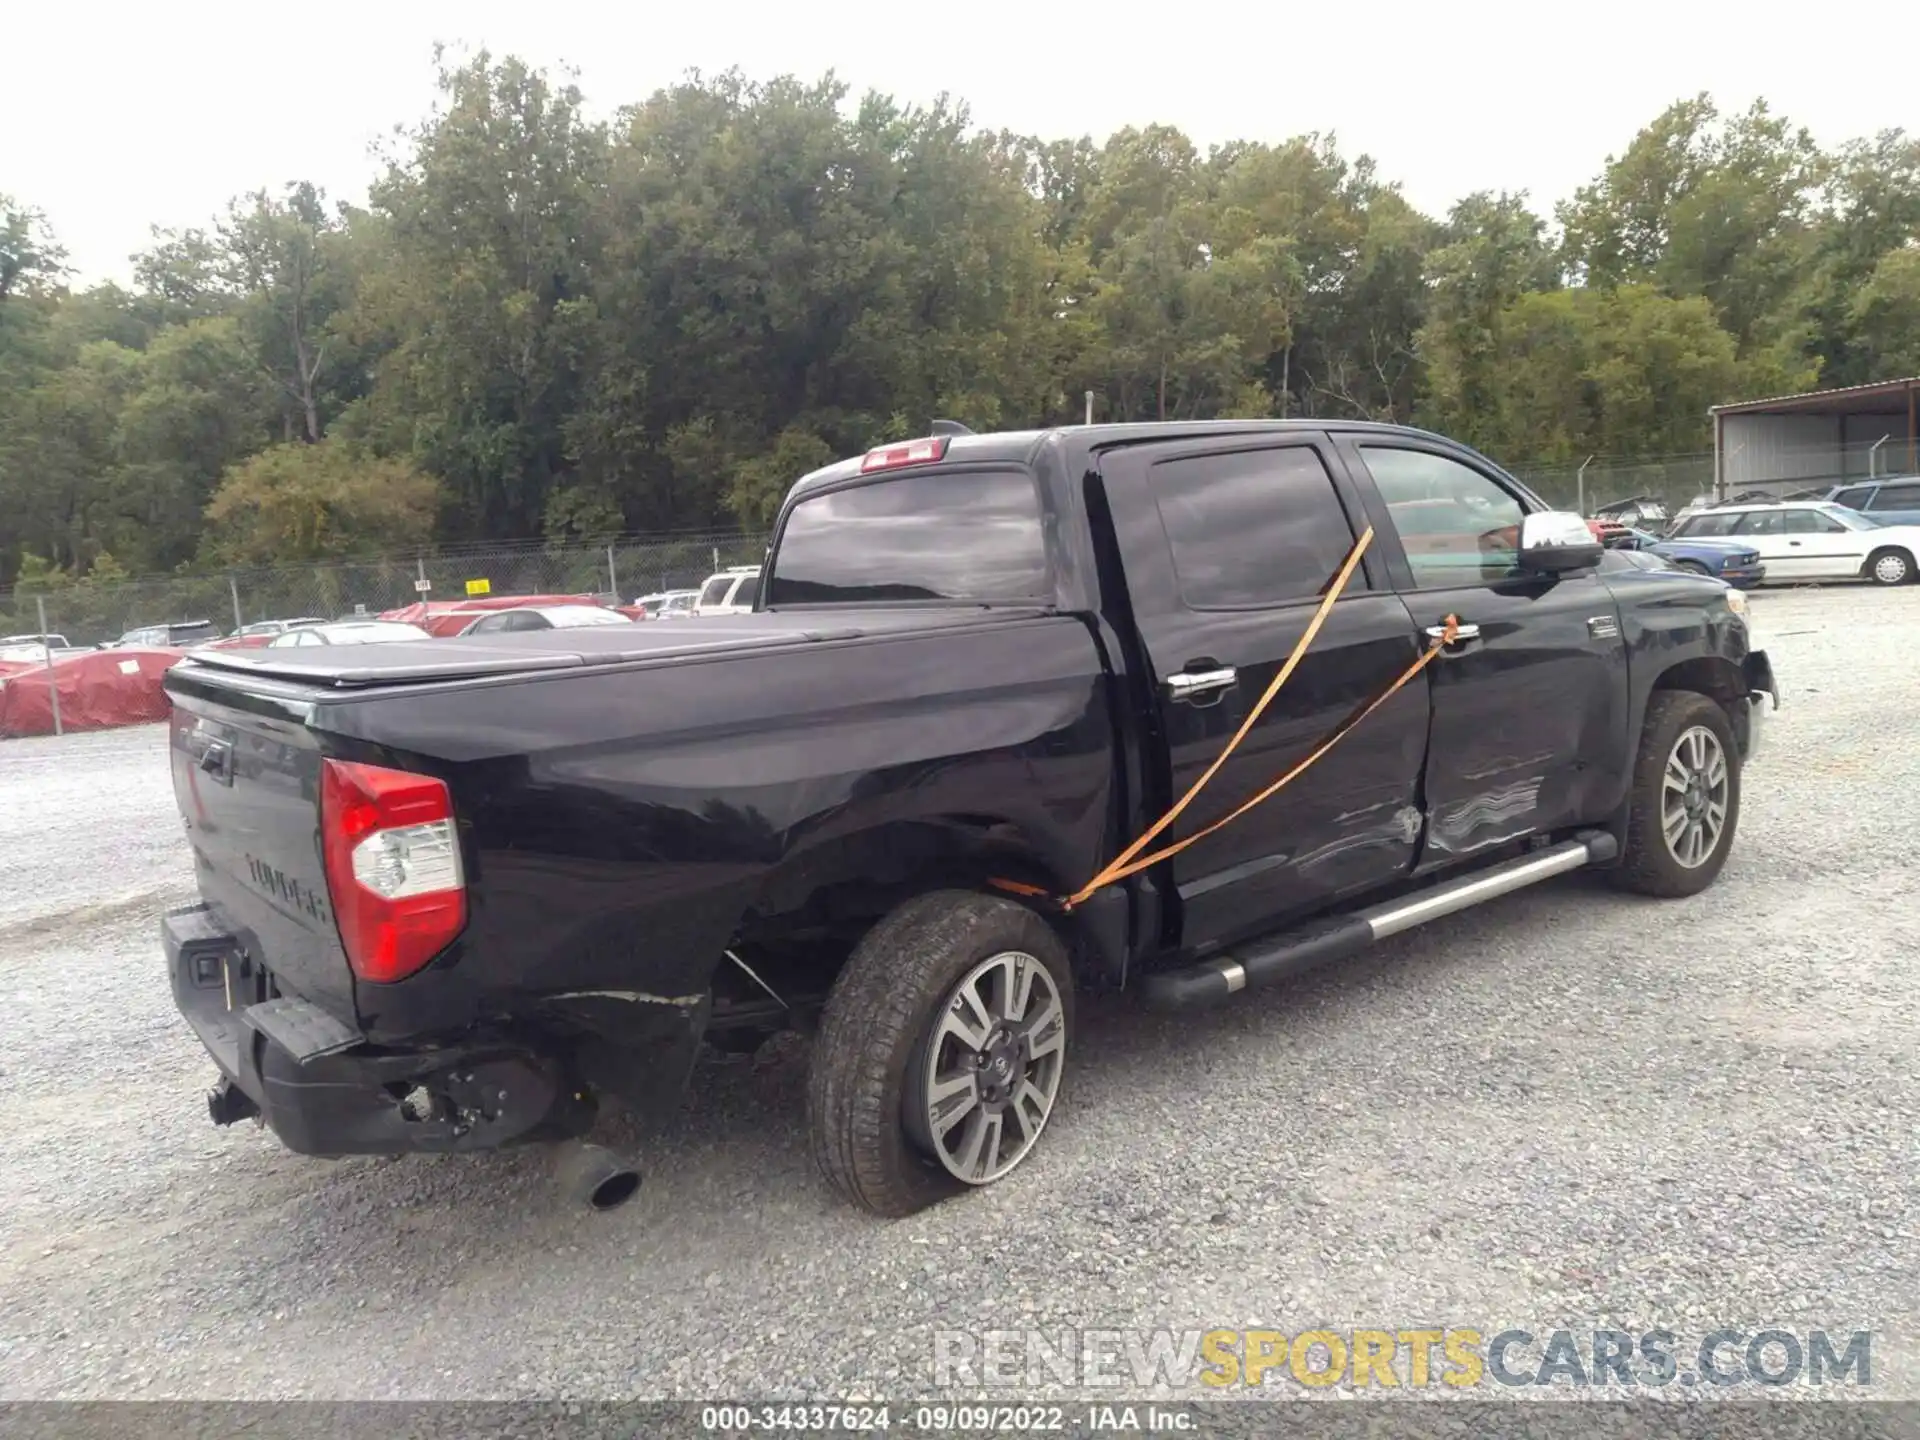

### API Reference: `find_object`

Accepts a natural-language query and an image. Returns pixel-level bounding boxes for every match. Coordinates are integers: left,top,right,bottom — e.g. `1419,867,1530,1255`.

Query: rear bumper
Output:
162,902,594,1156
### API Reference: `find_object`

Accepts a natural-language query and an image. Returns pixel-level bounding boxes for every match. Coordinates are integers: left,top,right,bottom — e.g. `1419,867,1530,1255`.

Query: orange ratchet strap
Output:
992,525,1459,912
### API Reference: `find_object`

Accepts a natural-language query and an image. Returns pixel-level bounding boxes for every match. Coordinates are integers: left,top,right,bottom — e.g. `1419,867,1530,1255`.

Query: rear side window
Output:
768,469,1049,604
1831,487,1873,510
698,576,734,606
1874,483,1920,508
733,575,761,607
1149,446,1358,607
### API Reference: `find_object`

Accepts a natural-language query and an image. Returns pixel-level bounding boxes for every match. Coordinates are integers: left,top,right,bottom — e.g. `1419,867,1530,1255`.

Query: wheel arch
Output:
733,815,1112,999
1594,651,1750,865
1649,654,1749,706
1862,543,1915,582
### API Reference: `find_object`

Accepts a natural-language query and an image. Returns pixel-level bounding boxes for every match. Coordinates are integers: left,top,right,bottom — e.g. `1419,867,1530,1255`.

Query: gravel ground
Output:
0,585,1915,1407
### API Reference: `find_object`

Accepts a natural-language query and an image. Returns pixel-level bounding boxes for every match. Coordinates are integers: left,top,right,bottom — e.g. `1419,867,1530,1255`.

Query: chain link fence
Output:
1512,454,1717,515
1513,435,1919,516
0,531,769,651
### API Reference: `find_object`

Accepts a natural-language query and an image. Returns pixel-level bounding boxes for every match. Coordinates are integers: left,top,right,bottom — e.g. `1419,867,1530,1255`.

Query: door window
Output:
1780,509,1846,535
1148,446,1359,608
1872,483,1920,510
1730,511,1783,536
1678,512,1740,537
1357,447,1526,587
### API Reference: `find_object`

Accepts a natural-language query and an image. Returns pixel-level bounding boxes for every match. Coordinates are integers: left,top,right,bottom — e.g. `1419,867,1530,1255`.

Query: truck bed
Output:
179,608,1052,691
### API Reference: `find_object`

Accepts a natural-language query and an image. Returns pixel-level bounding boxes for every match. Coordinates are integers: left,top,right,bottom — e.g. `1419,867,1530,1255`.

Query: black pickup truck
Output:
160,421,1776,1217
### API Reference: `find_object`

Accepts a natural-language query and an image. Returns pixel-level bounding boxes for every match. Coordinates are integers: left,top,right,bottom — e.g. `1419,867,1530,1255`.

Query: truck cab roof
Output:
783,420,1488,503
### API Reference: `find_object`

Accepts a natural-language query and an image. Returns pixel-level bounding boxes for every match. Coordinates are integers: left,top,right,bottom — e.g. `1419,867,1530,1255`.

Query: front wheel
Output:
807,890,1073,1217
1609,691,1741,898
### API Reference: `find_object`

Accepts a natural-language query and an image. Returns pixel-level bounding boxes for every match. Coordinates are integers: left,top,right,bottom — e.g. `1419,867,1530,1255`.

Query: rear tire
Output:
1609,691,1741,898
807,890,1073,1218
1865,547,1914,586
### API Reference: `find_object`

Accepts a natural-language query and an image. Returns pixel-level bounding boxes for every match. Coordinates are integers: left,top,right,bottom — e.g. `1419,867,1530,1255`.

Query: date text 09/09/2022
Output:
699,1404,1192,1433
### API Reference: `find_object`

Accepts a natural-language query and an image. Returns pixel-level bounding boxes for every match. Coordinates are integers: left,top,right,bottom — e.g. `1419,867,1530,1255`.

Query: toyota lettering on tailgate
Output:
245,854,330,922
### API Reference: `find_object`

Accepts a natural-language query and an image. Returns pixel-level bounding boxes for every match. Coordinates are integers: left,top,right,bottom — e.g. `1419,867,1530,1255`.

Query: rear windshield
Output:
767,468,1050,605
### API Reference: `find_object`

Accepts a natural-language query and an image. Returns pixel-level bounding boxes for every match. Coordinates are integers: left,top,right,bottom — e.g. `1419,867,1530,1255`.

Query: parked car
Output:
0,632,70,650
455,604,634,636
632,589,700,620
1822,476,1920,527
693,566,762,616
265,621,433,648
203,618,332,651
1667,500,1919,586
239,617,329,638
159,420,1774,1218
1591,494,1671,528
1603,526,1766,588
113,620,221,649
1599,546,1680,577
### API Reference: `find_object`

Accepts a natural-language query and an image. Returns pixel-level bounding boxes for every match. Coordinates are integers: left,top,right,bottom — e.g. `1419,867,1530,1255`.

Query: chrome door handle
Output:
1426,623,1481,642
1165,667,1238,699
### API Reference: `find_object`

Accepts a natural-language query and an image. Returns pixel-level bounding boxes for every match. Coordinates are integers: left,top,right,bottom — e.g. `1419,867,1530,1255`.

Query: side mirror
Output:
1518,511,1605,574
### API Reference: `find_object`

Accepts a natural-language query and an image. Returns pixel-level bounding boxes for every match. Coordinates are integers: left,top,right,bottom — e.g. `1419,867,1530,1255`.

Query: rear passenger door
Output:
1097,435,1431,953
1334,436,1629,868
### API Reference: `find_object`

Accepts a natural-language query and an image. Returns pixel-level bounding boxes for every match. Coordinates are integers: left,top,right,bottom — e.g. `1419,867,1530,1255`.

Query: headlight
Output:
1724,588,1748,617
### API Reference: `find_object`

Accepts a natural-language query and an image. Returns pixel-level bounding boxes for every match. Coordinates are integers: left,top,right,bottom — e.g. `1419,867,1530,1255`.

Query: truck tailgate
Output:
167,689,356,1020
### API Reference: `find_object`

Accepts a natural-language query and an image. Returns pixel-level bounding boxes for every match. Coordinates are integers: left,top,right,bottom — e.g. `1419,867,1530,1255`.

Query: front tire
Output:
807,890,1073,1217
1610,691,1741,898
1866,547,1914,586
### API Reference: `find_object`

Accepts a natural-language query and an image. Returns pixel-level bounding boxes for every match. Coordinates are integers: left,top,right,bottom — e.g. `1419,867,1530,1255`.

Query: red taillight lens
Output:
859,436,949,472
319,758,466,984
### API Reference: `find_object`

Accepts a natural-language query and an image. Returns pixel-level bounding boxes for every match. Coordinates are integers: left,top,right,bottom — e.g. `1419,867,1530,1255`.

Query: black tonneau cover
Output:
178,608,1044,690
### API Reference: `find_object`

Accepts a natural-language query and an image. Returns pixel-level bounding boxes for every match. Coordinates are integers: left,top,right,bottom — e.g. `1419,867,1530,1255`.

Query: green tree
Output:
348,48,607,538
1416,192,1560,453
1559,96,1823,356
198,441,441,565
1,195,68,304
218,182,357,442
1849,246,1920,377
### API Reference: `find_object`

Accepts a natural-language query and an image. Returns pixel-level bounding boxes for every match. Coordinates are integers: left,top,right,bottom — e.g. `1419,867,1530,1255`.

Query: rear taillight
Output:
319,758,466,984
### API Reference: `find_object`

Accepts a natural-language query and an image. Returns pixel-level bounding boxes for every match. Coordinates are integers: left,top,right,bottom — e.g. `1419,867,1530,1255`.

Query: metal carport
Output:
1711,376,1919,500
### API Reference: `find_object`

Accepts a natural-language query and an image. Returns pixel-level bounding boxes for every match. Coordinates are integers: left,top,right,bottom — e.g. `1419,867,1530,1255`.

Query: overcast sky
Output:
8,0,1916,286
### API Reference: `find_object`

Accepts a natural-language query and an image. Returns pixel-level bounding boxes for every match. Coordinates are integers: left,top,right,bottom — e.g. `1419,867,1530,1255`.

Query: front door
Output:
1098,435,1431,954
1335,437,1631,868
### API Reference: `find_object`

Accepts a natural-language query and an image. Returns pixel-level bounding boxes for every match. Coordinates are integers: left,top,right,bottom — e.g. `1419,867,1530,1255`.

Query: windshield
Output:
1821,505,1879,531
768,467,1050,605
